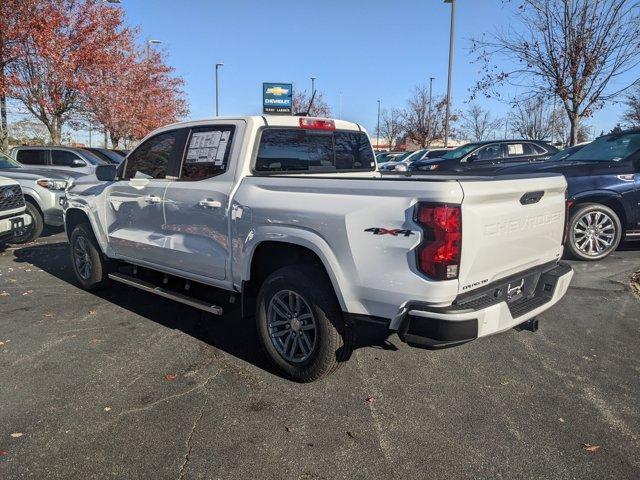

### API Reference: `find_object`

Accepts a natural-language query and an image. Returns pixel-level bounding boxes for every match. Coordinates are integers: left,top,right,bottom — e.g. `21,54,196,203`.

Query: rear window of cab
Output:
255,128,375,173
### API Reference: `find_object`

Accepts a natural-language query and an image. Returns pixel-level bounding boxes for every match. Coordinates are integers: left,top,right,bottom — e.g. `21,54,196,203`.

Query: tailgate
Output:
457,174,566,294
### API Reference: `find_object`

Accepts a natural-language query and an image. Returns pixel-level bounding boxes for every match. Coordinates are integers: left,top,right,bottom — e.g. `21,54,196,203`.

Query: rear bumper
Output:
391,261,573,348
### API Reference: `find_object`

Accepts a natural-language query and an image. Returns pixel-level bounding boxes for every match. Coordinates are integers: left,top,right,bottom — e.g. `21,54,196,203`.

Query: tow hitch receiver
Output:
515,318,539,332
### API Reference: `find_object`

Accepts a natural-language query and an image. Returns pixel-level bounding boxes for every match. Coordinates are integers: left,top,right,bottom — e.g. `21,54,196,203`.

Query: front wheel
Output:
256,265,353,382
566,203,622,261
69,223,112,290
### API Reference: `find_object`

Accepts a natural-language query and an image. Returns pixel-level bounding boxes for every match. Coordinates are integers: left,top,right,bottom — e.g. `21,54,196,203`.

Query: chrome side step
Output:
108,272,223,315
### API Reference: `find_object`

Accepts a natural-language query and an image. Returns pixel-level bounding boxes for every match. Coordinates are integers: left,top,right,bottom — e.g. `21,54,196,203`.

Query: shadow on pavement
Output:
12,240,396,379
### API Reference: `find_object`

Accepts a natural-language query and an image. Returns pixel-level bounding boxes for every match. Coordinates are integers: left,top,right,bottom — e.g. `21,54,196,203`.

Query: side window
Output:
255,128,375,172
52,150,84,167
180,125,235,181
530,143,547,155
335,132,375,170
16,149,47,165
124,131,179,180
475,144,503,161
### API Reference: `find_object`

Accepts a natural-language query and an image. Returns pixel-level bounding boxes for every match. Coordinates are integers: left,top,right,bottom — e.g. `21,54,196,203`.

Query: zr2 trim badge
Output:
365,227,414,237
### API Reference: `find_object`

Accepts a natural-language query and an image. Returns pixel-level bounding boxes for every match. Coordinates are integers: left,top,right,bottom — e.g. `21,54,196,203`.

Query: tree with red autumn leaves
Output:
85,49,188,148
4,0,188,146
0,0,35,153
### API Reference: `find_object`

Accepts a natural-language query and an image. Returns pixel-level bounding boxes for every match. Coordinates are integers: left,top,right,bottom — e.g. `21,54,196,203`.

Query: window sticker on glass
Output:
186,131,230,165
508,144,524,155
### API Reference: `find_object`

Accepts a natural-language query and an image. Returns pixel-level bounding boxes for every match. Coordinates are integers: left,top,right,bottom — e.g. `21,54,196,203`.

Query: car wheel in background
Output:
256,265,353,382
566,203,622,261
10,201,43,244
69,223,112,290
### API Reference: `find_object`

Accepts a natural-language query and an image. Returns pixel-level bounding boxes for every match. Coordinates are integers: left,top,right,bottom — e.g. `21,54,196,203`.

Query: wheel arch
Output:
240,235,350,319
64,207,109,254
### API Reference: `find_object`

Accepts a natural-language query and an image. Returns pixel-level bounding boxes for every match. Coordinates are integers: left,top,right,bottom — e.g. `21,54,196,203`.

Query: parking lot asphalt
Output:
0,231,639,480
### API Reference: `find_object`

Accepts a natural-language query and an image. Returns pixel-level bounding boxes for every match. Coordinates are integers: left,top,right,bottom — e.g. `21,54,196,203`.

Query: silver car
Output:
0,151,78,243
11,146,108,176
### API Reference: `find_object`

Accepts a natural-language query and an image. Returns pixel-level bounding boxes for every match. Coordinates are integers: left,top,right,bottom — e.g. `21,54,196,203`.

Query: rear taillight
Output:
299,117,335,130
415,203,462,280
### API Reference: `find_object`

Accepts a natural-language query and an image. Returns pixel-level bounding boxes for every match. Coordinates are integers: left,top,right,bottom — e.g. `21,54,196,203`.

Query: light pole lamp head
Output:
148,39,161,45
216,62,224,69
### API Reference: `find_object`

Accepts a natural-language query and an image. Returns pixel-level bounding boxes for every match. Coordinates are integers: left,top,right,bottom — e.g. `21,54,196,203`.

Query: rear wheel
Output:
70,223,112,290
566,203,622,261
11,201,43,244
256,265,353,382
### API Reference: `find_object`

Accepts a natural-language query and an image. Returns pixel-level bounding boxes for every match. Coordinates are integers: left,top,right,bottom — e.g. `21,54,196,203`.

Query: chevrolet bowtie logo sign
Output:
265,86,289,96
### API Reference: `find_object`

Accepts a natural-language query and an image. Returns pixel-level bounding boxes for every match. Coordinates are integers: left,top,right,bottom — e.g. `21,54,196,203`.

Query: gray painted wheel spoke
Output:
274,296,291,317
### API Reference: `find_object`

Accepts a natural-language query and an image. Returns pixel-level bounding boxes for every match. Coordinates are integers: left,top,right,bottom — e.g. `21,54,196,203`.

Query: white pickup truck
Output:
63,116,573,382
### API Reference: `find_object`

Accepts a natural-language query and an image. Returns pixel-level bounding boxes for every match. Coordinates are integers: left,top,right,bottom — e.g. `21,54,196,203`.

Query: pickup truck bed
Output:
64,115,573,382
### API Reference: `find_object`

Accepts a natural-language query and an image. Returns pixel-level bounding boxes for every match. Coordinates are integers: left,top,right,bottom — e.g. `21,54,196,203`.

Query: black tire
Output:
256,265,353,382
565,203,622,261
69,223,112,290
11,201,44,244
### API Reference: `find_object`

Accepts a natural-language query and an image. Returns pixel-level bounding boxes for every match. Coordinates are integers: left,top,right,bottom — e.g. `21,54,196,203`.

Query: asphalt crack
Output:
177,371,220,480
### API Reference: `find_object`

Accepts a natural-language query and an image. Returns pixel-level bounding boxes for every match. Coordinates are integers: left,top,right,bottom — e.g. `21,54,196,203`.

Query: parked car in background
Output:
545,143,589,162
379,149,428,171
0,176,32,248
376,151,403,164
0,151,76,243
11,146,108,176
407,140,558,173
83,148,126,165
395,148,453,172
496,130,640,261
64,115,573,382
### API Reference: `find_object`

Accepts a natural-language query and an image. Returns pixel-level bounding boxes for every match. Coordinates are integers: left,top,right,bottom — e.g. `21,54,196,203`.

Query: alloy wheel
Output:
73,235,93,280
572,210,616,256
267,289,317,364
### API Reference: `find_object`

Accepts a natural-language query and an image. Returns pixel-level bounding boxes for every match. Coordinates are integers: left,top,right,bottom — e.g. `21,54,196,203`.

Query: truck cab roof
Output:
150,116,365,138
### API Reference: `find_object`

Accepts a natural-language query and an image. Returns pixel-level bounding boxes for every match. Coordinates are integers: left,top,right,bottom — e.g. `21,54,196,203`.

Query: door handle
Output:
199,199,222,209
144,195,162,204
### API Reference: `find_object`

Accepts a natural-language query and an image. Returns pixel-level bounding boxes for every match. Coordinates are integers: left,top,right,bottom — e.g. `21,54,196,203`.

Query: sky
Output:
10,0,635,143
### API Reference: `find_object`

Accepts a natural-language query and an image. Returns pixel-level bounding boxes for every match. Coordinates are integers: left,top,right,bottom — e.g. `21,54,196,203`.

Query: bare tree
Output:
510,97,555,140
460,104,502,141
379,108,404,150
292,89,331,117
8,118,49,145
471,0,640,145
403,85,456,147
622,83,640,127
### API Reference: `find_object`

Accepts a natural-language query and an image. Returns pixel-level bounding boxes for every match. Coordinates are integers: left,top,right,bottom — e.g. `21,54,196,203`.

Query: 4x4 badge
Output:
365,228,414,237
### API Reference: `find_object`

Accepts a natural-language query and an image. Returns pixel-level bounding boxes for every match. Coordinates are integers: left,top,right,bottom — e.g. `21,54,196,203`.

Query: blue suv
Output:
498,129,640,260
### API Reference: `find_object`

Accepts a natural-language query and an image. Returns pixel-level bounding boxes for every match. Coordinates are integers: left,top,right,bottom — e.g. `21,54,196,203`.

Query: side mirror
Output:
71,159,86,168
467,153,479,163
95,164,117,182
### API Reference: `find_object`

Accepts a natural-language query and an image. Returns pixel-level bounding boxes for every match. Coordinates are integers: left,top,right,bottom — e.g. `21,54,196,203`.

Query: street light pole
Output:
215,62,224,117
427,77,435,146
311,76,316,96
146,39,161,60
376,99,381,150
444,0,456,147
